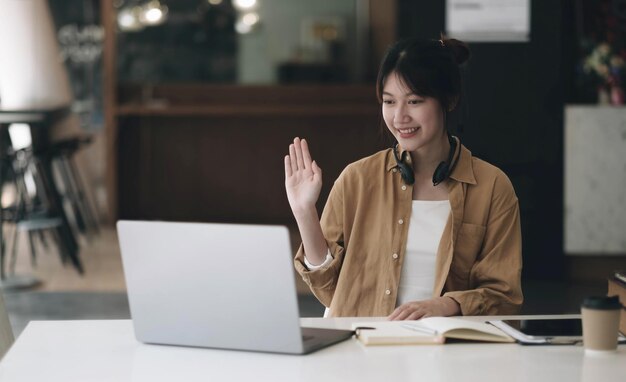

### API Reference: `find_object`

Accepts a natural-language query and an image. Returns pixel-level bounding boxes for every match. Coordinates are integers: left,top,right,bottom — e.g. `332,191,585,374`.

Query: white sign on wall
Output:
446,0,530,42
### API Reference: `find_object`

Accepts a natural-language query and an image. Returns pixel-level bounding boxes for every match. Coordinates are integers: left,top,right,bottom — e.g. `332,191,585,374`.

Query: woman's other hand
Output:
387,297,461,320
285,137,322,213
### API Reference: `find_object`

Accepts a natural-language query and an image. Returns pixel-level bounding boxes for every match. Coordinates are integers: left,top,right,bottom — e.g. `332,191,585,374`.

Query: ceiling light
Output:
235,20,252,34
117,6,144,31
242,12,259,26
233,0,257,11
140,0,168,26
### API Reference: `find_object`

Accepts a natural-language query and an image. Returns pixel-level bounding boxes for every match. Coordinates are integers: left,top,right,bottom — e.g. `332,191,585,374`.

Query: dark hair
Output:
376,36,471,114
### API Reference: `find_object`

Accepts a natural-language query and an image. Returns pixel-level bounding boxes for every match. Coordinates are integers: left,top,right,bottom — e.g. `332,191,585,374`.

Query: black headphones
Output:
393,134,461,186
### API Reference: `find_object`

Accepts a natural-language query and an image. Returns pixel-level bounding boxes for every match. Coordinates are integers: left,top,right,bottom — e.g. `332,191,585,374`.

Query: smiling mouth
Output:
396,127,419,134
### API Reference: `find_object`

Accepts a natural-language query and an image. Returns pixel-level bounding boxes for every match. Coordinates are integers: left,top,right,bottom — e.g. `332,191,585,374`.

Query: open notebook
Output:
352,317,514,345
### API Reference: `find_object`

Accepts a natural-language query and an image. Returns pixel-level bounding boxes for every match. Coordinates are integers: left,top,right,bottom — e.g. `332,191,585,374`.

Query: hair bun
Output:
442,38,471,65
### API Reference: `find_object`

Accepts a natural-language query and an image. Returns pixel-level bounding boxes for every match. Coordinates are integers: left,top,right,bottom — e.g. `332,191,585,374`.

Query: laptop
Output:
117,220,354,355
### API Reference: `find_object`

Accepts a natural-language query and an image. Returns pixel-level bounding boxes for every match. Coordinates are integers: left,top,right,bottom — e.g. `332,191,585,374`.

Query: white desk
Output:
0,316,624,382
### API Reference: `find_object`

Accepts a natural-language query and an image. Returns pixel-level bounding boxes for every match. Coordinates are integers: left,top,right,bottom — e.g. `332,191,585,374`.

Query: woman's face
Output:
382,72,446,152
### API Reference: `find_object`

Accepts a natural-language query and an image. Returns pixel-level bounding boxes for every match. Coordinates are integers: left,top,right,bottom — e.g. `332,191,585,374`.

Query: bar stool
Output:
43,136,100,238
0,129,50,287
3,143,65,277
0,108,84,285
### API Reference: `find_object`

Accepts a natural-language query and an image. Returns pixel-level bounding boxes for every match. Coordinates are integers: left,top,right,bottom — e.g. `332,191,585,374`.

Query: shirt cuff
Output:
303,250,333,271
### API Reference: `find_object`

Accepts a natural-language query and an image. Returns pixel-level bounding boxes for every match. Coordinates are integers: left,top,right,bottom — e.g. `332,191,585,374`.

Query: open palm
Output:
284,137,322,212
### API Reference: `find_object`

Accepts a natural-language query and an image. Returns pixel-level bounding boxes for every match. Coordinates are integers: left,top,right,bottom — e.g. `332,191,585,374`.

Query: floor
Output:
8,225,126,292
0,225,610,339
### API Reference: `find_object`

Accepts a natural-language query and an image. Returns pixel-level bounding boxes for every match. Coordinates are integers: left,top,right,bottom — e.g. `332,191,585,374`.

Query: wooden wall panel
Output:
118,92,390,224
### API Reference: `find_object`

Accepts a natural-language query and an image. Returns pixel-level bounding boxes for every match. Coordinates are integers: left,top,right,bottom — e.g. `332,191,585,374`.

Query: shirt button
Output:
398,219,404,225
385,289,391,295
392,253,398,259
401,185,407,191
392,168,398,173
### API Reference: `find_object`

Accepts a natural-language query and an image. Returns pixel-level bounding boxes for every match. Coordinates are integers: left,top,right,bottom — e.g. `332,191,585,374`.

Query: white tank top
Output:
397,200,451,306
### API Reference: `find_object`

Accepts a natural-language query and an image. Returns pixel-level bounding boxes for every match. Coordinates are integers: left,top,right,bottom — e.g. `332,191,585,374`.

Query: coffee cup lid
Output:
581,295,622,310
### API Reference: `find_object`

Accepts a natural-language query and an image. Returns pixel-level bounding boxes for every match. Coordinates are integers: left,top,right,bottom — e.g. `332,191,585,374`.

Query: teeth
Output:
398,127,418,133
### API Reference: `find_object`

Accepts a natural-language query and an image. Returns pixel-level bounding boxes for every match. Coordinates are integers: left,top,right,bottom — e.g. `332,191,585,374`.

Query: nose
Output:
393,103,411,125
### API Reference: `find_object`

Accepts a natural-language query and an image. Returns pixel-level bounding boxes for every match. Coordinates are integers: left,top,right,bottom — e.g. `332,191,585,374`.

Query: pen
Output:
401,323,439,336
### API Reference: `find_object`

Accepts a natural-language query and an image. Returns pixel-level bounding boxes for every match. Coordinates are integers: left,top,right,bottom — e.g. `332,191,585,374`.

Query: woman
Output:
284,37,522,319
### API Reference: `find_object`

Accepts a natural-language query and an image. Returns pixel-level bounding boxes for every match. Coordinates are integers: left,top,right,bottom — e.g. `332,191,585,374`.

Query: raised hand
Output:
284,137,323,214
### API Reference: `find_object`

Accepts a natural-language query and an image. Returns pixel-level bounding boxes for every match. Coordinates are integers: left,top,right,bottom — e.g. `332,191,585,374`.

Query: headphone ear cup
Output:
432,161,449,186
399,163,415,185
393,145,415,185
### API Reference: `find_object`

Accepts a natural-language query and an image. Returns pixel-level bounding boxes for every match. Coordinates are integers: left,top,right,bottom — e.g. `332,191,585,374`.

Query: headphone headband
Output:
393,135,461,186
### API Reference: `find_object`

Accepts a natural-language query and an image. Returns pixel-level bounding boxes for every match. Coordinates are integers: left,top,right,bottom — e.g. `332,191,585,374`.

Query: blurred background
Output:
0,0,624,337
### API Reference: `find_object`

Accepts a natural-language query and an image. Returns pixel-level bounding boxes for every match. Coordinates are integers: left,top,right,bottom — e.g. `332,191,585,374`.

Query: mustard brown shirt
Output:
294,144,523,317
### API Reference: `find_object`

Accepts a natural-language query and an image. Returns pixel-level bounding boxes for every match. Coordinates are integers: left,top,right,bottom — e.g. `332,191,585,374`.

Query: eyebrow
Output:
382,91,419,97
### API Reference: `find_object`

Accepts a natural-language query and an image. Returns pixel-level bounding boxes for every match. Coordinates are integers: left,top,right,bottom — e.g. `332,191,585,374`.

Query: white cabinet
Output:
564,106,626,254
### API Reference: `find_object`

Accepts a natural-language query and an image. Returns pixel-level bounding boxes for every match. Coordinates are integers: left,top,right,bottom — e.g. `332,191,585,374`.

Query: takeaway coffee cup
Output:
581,296,622,353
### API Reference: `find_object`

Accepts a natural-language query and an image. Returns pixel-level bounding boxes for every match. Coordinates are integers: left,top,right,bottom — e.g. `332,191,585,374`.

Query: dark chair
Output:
0,108,84,281
43,136,100,238
3,145,66,276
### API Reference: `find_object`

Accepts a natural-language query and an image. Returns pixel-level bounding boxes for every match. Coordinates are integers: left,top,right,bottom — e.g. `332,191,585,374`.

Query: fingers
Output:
388,303,426,321
284,155,292,178
300,138,313,169
388,306,406,321
407,310,426,320
312,160,322,176
388,308,398,320
293,137,305,170
393,309,412,321
289,143,298,171
288,137,317,173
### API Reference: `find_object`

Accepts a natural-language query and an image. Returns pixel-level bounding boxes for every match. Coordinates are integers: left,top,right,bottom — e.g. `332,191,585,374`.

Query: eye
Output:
382,99,394,105
408,99,423,105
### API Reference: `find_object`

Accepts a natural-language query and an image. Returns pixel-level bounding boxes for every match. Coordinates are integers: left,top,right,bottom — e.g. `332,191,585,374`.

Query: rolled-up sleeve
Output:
294,174,347,308
444,197,523,316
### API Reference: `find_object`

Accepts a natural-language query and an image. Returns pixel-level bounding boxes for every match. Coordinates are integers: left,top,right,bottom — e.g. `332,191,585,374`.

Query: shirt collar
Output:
449,144,477,185
385,141,477,185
